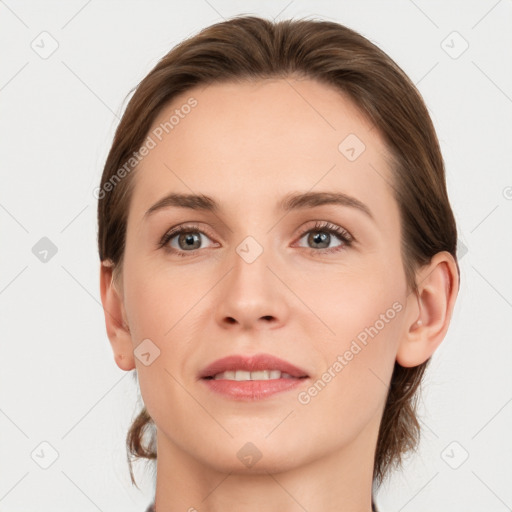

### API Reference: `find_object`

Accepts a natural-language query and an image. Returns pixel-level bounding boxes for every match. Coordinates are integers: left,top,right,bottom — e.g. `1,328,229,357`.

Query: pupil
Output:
180,233,200,250
310,231,329,249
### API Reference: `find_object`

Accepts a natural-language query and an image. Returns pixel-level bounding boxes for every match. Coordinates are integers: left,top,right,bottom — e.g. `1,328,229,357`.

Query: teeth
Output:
235,370,251,381
212,370,296,381
250,370,270,380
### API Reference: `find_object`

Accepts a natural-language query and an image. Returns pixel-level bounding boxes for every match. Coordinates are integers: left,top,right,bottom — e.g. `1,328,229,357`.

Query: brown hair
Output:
97,15,460,489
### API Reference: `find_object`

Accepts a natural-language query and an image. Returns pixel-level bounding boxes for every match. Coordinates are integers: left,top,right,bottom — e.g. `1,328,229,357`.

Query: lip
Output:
198,353,309,379
199,353,310,401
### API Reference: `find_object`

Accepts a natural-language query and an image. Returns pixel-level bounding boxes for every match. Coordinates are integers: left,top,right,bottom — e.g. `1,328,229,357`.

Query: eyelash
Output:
159,221,354,258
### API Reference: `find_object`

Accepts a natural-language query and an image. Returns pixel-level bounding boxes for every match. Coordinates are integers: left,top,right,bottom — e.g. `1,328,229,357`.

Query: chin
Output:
194,436,310,475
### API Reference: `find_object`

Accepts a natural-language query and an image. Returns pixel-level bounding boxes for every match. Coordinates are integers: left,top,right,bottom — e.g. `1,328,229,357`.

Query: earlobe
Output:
99,261,135,371
396,251,459,368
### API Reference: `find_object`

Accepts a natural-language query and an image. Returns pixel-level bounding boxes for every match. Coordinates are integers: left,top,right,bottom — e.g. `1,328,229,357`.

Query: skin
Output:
100,77,459,512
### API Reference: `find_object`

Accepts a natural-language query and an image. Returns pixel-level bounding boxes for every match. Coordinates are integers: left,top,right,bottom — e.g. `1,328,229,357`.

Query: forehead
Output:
131,78,397,230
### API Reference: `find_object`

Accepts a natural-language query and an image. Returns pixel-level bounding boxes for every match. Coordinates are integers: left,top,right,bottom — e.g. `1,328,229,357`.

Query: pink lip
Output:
202,378,307,401
199,353,310,401
198,353,309,379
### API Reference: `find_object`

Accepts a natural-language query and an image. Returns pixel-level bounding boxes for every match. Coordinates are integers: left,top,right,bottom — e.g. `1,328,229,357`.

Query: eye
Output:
159,220,354,258
295,221,353,254
159,223,218,257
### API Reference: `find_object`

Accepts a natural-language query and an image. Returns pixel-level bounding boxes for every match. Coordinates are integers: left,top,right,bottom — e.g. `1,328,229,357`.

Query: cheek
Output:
122,256,205,341
288,300,403,460
295,262,404,399
295,259,403,339
121,261,202,425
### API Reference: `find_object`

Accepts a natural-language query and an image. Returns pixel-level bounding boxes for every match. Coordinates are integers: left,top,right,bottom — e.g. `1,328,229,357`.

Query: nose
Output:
214,245,290,331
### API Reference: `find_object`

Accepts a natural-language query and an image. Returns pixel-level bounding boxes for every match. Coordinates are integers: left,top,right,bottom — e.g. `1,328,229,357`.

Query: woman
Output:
97,15,460,512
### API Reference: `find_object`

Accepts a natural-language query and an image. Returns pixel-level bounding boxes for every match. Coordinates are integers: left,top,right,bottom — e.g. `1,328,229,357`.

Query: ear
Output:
99,261,135,371
396,251,459,368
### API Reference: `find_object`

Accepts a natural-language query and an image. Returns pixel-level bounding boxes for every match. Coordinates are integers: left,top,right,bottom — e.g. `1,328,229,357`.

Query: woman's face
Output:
115,78,416,472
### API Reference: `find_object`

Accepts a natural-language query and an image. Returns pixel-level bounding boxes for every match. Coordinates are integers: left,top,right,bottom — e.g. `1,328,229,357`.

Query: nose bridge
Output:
215,233,288,329
231,234,274,302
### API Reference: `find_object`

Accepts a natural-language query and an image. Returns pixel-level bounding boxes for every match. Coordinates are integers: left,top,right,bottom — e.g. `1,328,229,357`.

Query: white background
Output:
1,1,511,511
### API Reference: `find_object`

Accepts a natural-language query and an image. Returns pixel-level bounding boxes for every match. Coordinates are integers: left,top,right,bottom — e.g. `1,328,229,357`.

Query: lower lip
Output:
201,377,308,401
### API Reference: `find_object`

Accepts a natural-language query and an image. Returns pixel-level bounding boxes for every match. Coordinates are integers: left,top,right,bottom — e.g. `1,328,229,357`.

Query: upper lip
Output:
199,353,309,379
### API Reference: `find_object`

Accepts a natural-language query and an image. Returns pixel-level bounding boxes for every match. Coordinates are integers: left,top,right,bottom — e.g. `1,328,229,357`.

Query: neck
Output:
152,414,380,512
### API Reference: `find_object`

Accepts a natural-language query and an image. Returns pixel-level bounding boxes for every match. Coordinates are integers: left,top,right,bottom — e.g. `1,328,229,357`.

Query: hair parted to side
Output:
97,15,460,489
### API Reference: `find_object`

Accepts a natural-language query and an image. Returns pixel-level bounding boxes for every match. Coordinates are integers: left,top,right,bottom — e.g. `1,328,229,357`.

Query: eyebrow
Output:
144,191,374,221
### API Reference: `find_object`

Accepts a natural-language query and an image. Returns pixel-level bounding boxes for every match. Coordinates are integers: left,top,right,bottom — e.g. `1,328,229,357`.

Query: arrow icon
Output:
32,236,58,262
135,339,161,365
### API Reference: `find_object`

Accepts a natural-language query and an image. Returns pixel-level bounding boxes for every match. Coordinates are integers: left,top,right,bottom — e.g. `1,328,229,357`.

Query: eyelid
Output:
293,220,353,243
289,220,354,257
158,222,219,249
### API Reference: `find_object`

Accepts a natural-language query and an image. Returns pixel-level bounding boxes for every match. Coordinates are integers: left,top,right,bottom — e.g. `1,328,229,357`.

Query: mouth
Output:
199,353,309,401
203,370,308,381
199,353,310,380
